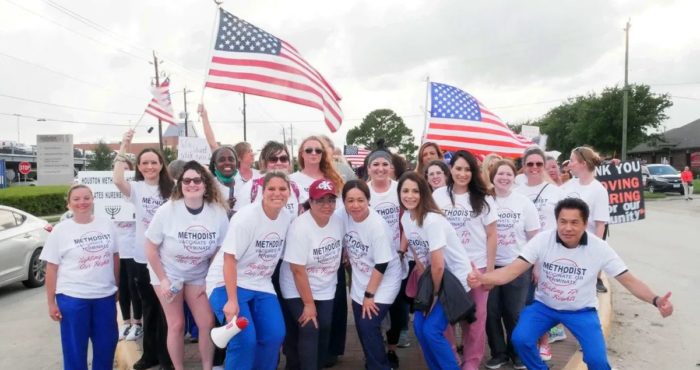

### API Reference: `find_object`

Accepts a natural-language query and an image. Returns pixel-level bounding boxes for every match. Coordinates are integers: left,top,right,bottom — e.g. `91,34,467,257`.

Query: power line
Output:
0,112,131,127
0,93,140,116
671,95,700,101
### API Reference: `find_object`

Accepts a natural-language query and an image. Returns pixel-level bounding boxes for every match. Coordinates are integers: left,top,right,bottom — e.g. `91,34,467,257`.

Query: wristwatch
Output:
364,291,375,299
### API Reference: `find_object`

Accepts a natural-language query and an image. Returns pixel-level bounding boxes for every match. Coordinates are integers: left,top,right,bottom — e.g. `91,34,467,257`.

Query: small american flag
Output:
144,78,176,126
205,9,343,132
425,82,532,158
343,145,370,168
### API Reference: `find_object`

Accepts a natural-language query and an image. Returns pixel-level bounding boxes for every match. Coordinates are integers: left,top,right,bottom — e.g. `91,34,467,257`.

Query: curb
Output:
562,273,612,370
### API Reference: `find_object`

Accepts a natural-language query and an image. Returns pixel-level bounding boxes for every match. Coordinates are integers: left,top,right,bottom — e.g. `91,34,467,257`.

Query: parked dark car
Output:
642,164,684,194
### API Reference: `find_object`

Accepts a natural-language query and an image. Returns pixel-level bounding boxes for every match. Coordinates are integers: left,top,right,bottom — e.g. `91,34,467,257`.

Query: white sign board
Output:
177,137,212,166
78,171,136,222
520,125,540,139
37,134,74,185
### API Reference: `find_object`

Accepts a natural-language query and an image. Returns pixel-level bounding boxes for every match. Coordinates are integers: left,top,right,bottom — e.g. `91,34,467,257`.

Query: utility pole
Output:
289,124,295,170
621,19,631,161
242,93,247,141
152,51,163,152
282,126,287,147
183,88,190,137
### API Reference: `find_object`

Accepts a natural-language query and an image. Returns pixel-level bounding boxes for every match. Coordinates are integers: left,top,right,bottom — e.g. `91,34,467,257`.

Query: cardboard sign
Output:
78,171,136,222
178,137,212,166
596,160,645,224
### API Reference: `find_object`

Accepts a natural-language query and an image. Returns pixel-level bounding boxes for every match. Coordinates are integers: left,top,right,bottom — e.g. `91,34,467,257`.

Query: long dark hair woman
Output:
431,149,497,369
397,172,473,370
113,129,174,370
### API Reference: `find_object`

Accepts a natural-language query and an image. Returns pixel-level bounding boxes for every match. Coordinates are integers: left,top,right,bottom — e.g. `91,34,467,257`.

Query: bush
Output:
0,186,70,216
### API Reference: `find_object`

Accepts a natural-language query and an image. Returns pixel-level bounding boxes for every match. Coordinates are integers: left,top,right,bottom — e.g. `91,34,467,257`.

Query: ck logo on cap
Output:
317,180,333,190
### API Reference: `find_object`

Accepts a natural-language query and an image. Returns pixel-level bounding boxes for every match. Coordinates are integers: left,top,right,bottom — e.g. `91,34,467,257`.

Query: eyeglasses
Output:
311,197,336,205
181,177,203,185
268,155,289,163
526,162,544,168
304,147,324,155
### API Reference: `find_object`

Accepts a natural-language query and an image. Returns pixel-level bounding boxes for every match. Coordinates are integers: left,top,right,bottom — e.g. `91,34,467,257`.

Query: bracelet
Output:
113,158,126,163
652,296,659,307
364,291,375,299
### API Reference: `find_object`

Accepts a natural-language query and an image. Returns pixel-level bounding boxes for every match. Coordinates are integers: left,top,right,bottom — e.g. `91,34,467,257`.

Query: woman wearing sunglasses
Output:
113,129,174,370
432,150,497,370
398,172,473,370
290,136,344,203
144,161,229,370
280,179,345,370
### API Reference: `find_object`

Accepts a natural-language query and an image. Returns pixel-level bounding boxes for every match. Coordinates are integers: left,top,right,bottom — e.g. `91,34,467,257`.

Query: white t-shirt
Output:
221,202,292,295
246,176,302,217
401,212,472,292
234,169,261,186
343,209,401,305
145,200,228,284
514,173,527,187
432,187,498,268
561,178,610,235
368,180,401,253
114,221,136,259
520,230,627,310
40,217,118,299
514,182,564,231
127,181,167,264
493,192,540,266
217,181,242,212
280,211,344,300
289,171,317,204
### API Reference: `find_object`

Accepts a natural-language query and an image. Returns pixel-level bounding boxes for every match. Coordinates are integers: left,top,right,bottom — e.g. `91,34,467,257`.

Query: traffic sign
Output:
18,161,31,175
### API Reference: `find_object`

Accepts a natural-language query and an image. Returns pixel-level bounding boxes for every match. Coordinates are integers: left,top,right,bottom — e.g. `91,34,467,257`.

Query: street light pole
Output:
621,19,631,161
11,114,20,155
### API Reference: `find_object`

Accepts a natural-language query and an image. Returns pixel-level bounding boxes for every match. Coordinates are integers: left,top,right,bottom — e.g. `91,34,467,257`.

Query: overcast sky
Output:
1,0,698,152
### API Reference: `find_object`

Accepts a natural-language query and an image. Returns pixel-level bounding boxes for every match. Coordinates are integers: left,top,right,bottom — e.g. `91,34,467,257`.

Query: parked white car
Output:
0,205,51,289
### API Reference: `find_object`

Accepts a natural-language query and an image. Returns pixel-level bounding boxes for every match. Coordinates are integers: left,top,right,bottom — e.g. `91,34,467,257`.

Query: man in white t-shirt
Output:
468,198,674,370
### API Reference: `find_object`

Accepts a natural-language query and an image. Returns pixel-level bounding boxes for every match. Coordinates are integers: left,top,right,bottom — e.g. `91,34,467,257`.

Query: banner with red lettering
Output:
596,160,645,224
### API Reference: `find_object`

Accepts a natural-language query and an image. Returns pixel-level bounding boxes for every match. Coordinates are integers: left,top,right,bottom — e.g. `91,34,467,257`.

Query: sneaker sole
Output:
484,361,508,369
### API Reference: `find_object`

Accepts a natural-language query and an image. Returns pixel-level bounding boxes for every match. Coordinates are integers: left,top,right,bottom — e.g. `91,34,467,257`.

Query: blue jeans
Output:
512,301,611,370
413,300,460,370
56,294,118,370
283,298,334,370
210,286,285,370
351,301,391,370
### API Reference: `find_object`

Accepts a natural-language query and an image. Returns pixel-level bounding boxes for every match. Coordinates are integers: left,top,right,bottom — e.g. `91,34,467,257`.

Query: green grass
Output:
644,191,667,199
694,179,700,194
0,185,70,196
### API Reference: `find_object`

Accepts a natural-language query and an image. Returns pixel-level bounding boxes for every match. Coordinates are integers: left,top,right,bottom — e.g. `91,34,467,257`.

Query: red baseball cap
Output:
308,178,337,200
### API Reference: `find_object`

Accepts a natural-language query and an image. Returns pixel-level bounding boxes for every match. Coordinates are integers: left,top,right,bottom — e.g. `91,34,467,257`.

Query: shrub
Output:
0,186,70,216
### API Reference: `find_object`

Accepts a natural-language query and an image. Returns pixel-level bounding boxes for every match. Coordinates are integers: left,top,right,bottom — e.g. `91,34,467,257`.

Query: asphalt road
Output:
0,196,696,369
607,196,700,369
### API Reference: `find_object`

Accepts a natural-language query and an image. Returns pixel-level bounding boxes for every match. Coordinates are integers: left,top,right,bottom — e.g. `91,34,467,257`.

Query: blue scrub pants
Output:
512,300,611,370
413,300,460,370
351,301,392,370
56,294,118,370
210,286,285,370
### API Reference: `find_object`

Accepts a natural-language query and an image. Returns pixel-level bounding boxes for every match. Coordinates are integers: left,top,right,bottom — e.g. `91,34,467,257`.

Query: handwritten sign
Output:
596,160,645,224
78,171,136,222
178,137,212,166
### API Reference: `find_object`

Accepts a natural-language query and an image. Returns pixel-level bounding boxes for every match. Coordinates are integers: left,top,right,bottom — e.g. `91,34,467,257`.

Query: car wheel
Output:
648,184,656,193
22,248,46,288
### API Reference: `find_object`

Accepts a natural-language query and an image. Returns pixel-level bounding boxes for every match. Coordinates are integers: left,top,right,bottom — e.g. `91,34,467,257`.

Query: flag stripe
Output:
144,79,176,126
428,120,531,144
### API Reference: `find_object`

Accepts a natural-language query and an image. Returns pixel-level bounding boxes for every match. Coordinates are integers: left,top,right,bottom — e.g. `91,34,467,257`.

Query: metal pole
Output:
183,88,189,137
621,19,631,161
289,124,294,170
242,93,247,141
153,50,163,152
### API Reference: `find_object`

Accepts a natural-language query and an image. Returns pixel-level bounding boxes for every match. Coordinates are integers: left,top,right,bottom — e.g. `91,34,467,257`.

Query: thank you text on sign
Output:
596,160,645,224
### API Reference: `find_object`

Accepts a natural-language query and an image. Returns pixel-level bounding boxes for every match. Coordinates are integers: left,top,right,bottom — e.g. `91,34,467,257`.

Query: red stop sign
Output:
18,162,31,175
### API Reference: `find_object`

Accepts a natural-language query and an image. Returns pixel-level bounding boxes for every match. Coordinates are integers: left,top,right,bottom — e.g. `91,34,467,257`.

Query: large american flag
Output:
425,82,532,158
144,78,176,126
205,9,343,132
343,145,370,168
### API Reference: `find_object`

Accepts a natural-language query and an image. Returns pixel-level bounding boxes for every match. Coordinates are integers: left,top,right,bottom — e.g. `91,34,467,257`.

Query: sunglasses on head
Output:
268,155,289,163
526,162,544,167
181,177,203,185
304,147,324,155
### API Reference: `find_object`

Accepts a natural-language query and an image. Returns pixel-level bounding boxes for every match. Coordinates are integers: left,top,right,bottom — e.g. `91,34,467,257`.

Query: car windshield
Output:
648,166,678,175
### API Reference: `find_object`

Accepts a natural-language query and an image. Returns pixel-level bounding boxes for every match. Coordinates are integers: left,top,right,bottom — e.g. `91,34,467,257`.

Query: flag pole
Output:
200,1,222,105
421,75,430,143
130,111,147,130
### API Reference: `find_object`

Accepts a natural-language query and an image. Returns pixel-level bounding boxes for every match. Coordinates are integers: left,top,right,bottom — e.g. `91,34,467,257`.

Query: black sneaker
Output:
484,356,509,369
132,358,159,370
324,355,338,368
387,350,399,369
512,357,526,369
596,278,608,293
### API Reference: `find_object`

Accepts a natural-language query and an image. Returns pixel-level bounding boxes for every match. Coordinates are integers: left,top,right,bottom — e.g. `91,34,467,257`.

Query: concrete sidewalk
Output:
116,277,613,370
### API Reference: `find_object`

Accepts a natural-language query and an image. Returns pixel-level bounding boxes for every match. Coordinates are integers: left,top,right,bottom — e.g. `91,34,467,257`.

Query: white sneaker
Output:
213,366,225,370
118,324,131,340
548,325,567,343
125,324,143,341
